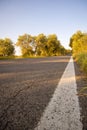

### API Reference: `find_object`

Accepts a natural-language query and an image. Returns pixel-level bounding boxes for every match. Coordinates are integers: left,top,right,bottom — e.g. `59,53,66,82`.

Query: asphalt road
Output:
0,56,70,130
35,57,82,130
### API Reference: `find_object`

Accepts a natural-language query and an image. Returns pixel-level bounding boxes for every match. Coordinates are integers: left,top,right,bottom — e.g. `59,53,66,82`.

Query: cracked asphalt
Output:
35,57,82,130
0,56,70,130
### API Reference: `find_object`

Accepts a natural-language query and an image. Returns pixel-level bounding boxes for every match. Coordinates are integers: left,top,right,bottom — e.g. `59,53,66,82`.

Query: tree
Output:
0,38,14,56
16,33,66,57
69,31,83,48
60,45,66,55
69,31,87,56
47,34,61,56
35,34,47,56
16,34,34,56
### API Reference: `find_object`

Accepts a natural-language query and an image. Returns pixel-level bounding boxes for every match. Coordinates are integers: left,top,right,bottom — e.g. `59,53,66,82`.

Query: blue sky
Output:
0,0,87,49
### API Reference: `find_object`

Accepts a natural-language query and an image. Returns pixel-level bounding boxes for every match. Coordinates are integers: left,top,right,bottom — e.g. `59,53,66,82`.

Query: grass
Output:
75,52,87,97
0,55,48,60
22,55,47,58
77,86,87,97
0,56,16,60
75,52,87,74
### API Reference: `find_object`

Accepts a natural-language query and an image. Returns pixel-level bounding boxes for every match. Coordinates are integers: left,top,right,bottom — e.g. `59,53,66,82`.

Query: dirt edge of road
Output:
74,61,87,130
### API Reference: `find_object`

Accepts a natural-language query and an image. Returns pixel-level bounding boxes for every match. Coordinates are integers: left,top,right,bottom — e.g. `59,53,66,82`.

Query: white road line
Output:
34,57,83,130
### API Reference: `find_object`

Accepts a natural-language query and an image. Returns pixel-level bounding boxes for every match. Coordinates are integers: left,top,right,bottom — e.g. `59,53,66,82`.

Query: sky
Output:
0,0,87,54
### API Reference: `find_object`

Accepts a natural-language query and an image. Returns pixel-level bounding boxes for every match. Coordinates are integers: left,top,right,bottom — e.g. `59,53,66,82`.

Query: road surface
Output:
0,56,82,130
34,57,82,130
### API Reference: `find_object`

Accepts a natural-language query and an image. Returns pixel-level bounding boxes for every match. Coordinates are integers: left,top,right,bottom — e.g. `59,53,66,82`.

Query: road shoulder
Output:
74,61,87,130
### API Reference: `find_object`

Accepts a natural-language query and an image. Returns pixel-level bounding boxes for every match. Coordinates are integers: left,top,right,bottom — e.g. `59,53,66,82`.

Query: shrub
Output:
76,53,87,65
82,58,87,74
76,53,87,74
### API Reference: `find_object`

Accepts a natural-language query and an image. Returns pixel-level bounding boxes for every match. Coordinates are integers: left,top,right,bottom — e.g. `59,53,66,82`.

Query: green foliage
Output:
75,53,87,97
76,53,87,74
69,31,87,74
47,34,61,56
16,34,34,56
0,38,14,56
82,58,87,73
16,33,66,57
73,34,87,57
35,34,47,56
65,49,72,55
0,33,66,58
69,31,87,56
76,53,87,65
69,31,83,49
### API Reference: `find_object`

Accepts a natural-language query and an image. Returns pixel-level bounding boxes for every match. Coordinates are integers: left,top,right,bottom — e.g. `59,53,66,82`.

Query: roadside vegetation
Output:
16,33,67,57
69,31,87,96
69,31,87,75
0,38,15,57
0,33,71,60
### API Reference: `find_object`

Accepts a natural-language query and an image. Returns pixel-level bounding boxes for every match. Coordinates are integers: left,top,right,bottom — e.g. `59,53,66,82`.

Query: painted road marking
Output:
34,57,83,130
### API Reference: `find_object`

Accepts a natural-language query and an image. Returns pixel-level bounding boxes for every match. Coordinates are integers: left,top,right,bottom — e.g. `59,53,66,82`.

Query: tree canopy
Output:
16,34,34,56
35,34,47,56
0,38,14,56
16,33,66,56
69,31,87,56
0,33,68,57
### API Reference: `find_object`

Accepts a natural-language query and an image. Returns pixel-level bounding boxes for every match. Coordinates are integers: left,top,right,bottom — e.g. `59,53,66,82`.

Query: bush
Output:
76,53,87,74
82,58,87,74
76,53,87,65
